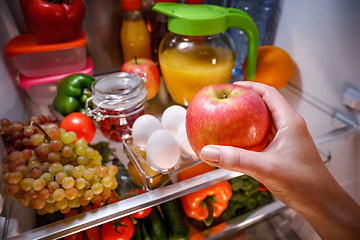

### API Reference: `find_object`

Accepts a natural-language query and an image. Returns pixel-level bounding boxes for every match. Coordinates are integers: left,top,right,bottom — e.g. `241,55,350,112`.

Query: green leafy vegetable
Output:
221,175,273,222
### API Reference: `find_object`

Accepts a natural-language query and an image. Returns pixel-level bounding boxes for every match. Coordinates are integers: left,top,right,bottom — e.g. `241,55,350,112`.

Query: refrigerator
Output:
1,0,359,239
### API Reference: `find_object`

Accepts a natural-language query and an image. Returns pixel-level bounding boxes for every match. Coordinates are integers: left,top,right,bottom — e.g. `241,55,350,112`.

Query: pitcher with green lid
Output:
153,3,259,106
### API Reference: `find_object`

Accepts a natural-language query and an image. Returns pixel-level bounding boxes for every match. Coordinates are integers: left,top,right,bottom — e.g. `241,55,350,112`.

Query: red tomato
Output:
64,209,80,240
127,189,152,219
59,112,96,143
101,216,134,240
65,209,79,218
92,192,120,209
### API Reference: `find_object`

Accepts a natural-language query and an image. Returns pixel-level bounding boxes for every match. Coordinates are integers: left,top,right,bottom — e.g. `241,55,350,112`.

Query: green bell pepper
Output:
53,73,95,116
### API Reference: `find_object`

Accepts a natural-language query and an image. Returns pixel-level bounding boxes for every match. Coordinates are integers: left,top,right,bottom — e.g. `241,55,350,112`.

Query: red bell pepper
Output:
178,162,232,226
20,0,86,44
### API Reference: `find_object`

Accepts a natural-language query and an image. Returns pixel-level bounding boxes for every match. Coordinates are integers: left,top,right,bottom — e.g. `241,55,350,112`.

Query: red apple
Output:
120,58,161,100
186,84,270,157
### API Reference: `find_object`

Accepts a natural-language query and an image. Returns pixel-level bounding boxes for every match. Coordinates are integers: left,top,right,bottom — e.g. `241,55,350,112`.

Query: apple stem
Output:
223,93,228,99
134,56,138,64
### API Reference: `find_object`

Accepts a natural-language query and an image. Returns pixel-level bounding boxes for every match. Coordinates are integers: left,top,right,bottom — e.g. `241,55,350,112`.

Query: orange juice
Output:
121,20,152,62
159,45,235,106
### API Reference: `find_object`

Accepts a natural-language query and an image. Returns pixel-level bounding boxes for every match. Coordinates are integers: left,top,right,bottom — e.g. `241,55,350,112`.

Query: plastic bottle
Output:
120,0,152,62
152,0,176,66
228,0,281,78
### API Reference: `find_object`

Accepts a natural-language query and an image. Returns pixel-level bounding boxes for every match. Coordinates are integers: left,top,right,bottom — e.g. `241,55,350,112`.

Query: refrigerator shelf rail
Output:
6,168,243,240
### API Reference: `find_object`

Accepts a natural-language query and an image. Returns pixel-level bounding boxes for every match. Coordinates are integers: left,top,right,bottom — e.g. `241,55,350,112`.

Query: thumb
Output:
199,145,266,176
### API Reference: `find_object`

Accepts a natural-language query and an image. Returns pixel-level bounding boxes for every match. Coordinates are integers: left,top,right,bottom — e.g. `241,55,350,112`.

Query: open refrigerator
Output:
1,0,360,239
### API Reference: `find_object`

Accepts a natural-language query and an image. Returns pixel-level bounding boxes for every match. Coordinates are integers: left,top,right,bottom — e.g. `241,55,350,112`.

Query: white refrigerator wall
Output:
0,1,28,164
275,0,360,203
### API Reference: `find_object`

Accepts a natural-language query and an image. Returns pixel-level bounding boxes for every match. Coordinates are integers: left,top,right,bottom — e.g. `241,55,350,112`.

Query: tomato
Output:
126,189,152,219
92,192,120,209
65,209,79,218
59,112,96,143
64,209,81,240
101,216,134,240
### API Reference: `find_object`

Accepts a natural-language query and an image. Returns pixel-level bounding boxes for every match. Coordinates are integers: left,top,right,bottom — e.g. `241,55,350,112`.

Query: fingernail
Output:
200,146,220,163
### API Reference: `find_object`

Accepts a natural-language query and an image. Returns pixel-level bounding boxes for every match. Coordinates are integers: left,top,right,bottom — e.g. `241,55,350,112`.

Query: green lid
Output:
153,3,229,35
153,3,259,80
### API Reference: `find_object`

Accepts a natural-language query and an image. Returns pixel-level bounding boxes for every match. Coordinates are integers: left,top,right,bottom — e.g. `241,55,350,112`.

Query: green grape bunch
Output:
1,116,119,215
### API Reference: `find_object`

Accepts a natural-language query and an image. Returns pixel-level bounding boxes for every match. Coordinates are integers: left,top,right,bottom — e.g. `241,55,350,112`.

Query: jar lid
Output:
91,72,147,110
5,30,87,58
153,3,228,36
121,0,142,11
152,3,255,36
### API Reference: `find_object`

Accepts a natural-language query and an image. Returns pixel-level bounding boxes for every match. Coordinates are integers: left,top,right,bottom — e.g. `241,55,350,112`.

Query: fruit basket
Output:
122,138,202,190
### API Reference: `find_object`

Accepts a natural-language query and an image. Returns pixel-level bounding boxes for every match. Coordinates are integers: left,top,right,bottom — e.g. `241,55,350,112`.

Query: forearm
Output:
292,178,360,240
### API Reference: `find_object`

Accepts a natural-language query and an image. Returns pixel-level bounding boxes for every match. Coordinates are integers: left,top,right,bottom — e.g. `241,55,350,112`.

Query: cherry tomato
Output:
92,192,120,209
64,209,81,240
64,209,79,218
101,216,134,240
126,189,152,219
59,112,96,143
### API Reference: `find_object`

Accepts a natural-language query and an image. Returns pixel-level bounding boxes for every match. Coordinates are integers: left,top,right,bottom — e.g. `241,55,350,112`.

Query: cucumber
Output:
131,222,142,240
160,198,190,240
141,221,151,240
131,220,151,240
143,206,168,240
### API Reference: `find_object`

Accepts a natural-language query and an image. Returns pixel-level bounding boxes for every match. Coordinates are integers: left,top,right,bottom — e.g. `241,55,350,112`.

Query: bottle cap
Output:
185,0,204,4
121,0,142,11
156,0,176,2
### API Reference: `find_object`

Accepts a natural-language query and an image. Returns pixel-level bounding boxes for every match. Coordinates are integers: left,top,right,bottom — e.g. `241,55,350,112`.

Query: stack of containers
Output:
5,30,94,105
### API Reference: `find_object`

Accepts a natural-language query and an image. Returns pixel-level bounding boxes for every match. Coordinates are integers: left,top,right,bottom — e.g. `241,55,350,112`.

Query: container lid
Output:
185,0,204,4
5,30,87,58
121,0,142,11
19,57,94,89
153,3,232,36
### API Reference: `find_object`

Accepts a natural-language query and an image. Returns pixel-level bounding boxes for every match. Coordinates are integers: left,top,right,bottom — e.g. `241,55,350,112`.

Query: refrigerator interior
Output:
1,0,360,239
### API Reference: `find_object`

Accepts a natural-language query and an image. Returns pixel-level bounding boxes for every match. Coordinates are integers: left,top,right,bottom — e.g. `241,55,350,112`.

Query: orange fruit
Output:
242,45,295,89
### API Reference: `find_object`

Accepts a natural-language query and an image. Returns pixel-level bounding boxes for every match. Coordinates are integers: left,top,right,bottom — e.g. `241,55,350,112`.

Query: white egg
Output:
146,129,180,171
176,120,196,157
132,114,162,149
161,105,187,137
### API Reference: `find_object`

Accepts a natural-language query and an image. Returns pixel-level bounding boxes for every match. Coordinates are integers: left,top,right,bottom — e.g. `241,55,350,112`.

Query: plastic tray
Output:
122,138,202,190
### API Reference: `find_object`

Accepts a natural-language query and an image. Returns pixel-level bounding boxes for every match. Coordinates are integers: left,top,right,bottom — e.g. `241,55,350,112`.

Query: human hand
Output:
199,81,327,206
199,81,360,239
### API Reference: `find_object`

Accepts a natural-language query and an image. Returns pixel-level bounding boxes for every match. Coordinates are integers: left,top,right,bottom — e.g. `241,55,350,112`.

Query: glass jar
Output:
153,3,259,106
86,72,147,142
159,32,235,106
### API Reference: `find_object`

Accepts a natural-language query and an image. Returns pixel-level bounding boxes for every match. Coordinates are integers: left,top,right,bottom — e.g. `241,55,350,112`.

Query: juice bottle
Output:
120,0,152,62
159,34,235,106
153,3,259,106
151,0,176,66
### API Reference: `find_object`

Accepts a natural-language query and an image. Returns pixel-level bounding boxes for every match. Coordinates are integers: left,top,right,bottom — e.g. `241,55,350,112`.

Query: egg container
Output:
122,138,201,190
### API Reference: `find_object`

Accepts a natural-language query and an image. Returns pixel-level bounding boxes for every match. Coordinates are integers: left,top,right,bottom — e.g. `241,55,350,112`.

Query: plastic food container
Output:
5,30,87,78
19,57,94,105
